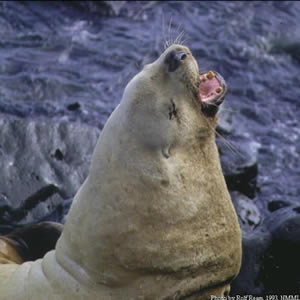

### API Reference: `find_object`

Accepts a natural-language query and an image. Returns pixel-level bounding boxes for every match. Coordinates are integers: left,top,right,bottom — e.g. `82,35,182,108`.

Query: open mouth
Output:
198,71,227,104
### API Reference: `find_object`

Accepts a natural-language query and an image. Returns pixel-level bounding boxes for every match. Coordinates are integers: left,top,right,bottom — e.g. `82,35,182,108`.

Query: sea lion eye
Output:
164,50,187,72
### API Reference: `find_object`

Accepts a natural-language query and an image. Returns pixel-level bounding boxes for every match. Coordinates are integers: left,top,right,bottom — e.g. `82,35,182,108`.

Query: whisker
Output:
176,22,182,36
200,110,244,158
181,37,189,46
215,130,244,158
168,17,173,47
219,108,239,114
179,32,186,45
174,22,184,44
174,30,185,45
161,12,168,50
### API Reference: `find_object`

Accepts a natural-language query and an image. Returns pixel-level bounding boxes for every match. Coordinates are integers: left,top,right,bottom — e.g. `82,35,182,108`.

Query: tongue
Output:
199,71,223,102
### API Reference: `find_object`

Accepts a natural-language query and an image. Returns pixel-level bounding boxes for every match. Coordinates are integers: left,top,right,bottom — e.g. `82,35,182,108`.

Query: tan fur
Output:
0,44,241,299
0,238,23,264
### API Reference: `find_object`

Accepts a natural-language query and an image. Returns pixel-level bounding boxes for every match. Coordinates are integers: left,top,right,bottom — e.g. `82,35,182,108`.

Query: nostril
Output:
180,53,187,60
164,50,187,72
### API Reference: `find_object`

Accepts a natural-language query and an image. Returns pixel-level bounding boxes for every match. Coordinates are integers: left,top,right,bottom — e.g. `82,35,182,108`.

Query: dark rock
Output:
263,205,300,233
218,134,260,199
104,1,126,16
67,1,126,17
232,206,300,295
0,118,100,226
230,230,272,296
53,149,64,161
271,40,300,64
0,224,20,235
293,206,300,213
260,214,300,294
0,185,64,226
231,191,261,233
39,198,73,224
0,193,9,210
268,200,294,212
67,102,81,111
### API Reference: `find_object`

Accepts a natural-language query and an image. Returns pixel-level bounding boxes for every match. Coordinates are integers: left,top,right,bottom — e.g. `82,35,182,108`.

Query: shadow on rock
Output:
218,133,259,199
232,205,300,295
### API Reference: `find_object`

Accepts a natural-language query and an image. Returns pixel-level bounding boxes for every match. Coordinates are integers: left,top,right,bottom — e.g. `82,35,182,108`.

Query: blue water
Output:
0,1,300,217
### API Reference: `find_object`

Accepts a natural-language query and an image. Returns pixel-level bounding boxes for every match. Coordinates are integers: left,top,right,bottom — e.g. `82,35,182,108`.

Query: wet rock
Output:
263,205,300,233
271,39,300,64
231,191,261,233
268,200,294,212
232,205,300,295
261,214,300,294
217,104,233,134
218,134,260,199
0,118,100,226
104,1,126,16
39,198,73,224
0,193,9,210
67,102,81,111
230,230,272,296
68,1,126,17
0,185,63,225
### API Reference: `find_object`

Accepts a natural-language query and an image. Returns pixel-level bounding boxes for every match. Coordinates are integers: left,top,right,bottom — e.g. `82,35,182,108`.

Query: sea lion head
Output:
120,44,227,154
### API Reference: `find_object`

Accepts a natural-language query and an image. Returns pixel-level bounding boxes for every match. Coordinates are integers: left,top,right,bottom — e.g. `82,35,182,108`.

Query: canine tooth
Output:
216,87,222,93
206,71,215,80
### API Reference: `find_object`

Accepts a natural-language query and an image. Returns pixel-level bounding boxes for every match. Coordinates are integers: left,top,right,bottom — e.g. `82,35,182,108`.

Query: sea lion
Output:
0,44,242,300
0,221,63,264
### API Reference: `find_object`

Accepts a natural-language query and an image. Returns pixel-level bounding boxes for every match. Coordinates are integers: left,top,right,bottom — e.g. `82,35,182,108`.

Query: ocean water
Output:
0,1,300,217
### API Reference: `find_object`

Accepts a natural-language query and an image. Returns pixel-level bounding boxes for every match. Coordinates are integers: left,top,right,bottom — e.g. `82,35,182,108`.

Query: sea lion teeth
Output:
206,71,215,80
216,87,223,93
